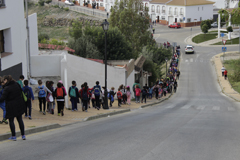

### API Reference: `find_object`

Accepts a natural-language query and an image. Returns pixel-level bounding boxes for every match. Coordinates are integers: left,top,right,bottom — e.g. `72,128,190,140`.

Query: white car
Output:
65,0,74,6
211,22,218,28
185,45,194,54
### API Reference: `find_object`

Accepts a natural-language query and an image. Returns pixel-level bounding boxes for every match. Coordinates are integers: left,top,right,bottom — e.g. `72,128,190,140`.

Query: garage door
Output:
168,16,174,25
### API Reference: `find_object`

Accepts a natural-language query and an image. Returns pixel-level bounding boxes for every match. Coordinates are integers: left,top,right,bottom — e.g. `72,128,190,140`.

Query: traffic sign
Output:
220,33,225,37
222,39,227,45
172,42,177,47
222,47,227,52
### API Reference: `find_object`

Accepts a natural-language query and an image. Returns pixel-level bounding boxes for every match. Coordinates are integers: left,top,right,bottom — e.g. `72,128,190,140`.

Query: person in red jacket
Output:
79,85,91,112
135,85,141,103
117,89,122,107
224,70,228,80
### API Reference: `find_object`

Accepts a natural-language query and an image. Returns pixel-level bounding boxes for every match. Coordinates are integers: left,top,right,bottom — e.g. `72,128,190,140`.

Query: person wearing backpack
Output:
22,80,34,120
0,77,8,124
132,80,140,102
55,82,66,116
135,85,141,103
109,87,116,107
90,90,96,108
69,81,79,111
141,87,147,103
46,81,55,114
93,81,101,110
17,75,24,88
117,88,122,107
80,85,91,112
36,80,51,115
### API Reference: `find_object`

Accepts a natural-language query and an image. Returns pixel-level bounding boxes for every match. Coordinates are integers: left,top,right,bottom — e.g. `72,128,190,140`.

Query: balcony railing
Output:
162,10,165,14
168,11,172,15
0,0,6,8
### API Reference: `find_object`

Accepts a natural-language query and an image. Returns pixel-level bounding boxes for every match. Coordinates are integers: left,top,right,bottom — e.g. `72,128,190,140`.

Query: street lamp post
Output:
165,58,168,77
102,19,109,109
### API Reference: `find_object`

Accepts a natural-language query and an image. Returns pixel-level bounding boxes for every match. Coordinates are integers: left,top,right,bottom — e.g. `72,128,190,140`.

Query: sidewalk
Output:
213,52,240,102
0,93,172,138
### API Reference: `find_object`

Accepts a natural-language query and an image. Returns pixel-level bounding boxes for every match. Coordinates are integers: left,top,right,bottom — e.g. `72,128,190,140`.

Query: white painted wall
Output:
185,5,213,22
29,13,39,56
0,0,27,76
64,54,126,92
31,54,62,77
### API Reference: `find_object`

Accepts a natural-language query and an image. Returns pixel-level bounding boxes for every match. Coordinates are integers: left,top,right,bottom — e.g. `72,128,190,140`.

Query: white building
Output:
148,0,214,27
209,0,239,9
0,0,38,80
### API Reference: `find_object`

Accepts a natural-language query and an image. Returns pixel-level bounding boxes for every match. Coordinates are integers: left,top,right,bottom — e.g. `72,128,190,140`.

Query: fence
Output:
51,1,108,19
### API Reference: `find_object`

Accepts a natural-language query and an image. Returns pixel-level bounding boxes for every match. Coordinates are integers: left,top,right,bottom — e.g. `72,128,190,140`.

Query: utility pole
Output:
25,0,31,80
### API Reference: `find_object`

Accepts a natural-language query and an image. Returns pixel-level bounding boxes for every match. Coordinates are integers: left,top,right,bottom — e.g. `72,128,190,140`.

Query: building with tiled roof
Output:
146,0,214,27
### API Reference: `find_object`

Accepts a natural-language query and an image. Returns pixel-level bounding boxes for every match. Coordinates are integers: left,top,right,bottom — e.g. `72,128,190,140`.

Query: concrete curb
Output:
85,109,131,121
0,123,61,142
141,93,172,108
212,53,240,102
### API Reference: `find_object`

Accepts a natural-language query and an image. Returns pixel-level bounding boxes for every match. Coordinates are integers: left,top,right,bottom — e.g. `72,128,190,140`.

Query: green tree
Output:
68,36,102,59
69,20,83,41
109,0,154,58
201,24,209,38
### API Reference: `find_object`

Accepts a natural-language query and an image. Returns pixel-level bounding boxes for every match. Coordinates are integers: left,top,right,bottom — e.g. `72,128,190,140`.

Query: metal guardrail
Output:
51,1,108,19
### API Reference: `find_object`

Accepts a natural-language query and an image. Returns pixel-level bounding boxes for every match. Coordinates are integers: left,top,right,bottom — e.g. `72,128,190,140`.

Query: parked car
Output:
211,22,218,28
168,23,181,29
185,45,194,54
65,0,74,6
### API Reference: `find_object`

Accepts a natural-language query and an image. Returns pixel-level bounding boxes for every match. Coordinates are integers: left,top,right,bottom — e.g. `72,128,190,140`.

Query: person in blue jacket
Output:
22,80,34,120
0,76,8,124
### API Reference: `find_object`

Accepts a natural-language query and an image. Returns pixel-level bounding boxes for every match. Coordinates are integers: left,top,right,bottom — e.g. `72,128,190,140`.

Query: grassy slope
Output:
212,37,239,45
192,33,217,44
223,59,240,93
27,3,88,40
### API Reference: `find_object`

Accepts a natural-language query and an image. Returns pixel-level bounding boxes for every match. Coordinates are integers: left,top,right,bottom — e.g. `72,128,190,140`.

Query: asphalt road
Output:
1,25,240,160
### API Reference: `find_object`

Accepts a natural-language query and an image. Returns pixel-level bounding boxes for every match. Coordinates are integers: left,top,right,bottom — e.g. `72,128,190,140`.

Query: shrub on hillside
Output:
46,0,52,4
38,0,45,6
38,34,49,42
64,7,69,11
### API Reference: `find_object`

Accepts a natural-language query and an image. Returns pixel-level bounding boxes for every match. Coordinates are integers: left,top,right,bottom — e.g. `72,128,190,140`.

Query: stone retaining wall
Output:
43,17,104,27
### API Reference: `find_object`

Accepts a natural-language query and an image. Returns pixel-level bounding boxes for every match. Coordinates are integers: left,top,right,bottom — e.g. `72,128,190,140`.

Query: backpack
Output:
56,87,64,99
38,86,46,97
82,90,88,100
117,92,122,99
94,86,100,96
23,87,31,100
70,87,76,97
142,89,147,96
136,89,140,96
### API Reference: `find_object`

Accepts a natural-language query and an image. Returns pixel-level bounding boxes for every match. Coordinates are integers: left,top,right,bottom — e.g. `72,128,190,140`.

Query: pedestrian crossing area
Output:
165,105,236,111
183,58,210,63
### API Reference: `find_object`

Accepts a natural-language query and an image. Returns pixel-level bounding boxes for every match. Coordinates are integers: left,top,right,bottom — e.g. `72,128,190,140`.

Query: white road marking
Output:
196,54,200,58
166,105,175,109
185,59,189,62
212,106,220,110
181,105,191,109
228,107,236,111
197,106,205,110
190,58,193,62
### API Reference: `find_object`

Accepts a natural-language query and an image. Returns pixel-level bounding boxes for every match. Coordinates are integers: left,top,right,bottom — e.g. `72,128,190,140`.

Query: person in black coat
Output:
0,75,26,141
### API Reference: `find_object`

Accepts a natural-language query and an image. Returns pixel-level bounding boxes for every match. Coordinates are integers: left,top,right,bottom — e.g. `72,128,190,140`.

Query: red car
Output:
168,23,181,28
